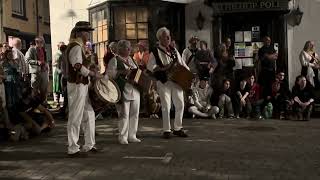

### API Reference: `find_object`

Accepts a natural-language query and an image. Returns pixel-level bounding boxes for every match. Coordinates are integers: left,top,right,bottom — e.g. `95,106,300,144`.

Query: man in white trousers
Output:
66,21,104,157
107,40,141,145
147,27,189,139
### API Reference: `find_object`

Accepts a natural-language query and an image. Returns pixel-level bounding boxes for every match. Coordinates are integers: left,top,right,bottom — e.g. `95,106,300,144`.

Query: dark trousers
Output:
293,103,313,120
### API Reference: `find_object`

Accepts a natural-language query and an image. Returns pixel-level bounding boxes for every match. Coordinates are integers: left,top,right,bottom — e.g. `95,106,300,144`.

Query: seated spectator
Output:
270,79,293,120
10,87,55,136
292,75,314,121
247,75,264,119
234,77,250,118
147,81,161,119
2,49,22,122
188,76,219,119
215,79,234,118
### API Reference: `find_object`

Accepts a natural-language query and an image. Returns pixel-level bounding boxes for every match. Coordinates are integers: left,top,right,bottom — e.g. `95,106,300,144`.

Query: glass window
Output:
114,7,148,43
43,0,50,22
12,0,25,16
91,9,108,43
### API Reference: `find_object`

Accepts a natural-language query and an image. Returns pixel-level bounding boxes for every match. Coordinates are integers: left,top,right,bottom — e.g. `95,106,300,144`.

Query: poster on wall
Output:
252,26,260,41
242,58,254,67
244,31,252,42
252,42,264,54
234,43,246,57
235,31,244,42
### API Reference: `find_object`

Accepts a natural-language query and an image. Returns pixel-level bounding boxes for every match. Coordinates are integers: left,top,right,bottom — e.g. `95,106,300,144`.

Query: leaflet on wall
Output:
242,58,254,67
244,31,252,42
233,58,242,70
235,31,244,42
234,43,246,57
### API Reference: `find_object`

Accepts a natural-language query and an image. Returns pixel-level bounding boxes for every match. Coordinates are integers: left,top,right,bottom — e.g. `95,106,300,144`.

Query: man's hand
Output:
240,98,246,106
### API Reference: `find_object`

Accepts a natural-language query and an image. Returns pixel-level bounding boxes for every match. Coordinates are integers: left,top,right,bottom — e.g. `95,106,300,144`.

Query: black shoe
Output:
162,132,171,139
88,147,99,153
68,151,88,158
173,129,188,137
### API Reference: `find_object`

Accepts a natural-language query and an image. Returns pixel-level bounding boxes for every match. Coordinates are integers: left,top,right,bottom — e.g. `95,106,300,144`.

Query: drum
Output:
167,63,193,91
89,79,121,112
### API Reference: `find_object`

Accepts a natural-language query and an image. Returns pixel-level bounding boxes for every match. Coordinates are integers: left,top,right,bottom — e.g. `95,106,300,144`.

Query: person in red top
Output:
133,41,150,69
247,75,264,119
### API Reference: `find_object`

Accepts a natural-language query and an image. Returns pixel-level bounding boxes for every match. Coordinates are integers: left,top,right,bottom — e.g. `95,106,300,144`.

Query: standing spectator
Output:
25,37,49,104
299,41,319,88
182,36,199,74
0,55,11,130
2,49,22,123
195,40,217,78
53,42,65,106
12,38,29,80
214,42,235,89
133,41,150,69
258,36,277,98
292,75,314,121
103,42,117,71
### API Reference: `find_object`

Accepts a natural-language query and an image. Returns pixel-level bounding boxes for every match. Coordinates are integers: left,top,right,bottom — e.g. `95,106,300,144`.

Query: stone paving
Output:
1,117,320,180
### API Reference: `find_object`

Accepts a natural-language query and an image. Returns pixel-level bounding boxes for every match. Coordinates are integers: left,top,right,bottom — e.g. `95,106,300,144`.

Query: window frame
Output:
12,0,28,21
114,6,148,43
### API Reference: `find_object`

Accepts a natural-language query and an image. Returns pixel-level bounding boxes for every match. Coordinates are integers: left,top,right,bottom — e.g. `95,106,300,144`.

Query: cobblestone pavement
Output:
1,117,320,180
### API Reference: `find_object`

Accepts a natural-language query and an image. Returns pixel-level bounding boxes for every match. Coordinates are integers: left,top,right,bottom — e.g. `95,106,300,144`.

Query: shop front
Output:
206,0,290,77
88,0,185,73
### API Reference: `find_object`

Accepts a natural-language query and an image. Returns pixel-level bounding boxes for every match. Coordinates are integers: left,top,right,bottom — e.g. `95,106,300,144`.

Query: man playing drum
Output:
147,27,189,139
66,21,105,157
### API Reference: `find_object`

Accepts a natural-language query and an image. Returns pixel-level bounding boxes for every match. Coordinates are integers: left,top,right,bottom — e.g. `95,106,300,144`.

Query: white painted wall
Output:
287,0,320,88
49,0,91,57
185,0,213,49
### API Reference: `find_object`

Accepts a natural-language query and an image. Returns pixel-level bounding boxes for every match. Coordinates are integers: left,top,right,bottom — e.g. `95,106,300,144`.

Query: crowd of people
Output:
0,21,318,157
0,37,55,142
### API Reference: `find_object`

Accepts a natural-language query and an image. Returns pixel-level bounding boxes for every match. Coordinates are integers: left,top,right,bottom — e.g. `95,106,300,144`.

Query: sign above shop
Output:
209,0,289,13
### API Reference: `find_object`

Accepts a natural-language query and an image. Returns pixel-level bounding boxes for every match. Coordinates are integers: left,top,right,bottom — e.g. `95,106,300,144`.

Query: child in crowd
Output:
247,75,264,119
214,79,234,118
234,77,250,118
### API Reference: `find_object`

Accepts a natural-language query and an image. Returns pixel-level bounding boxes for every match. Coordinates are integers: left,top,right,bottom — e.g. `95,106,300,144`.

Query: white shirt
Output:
147,44,189,73
107,56,140,101
182,47,198,74
68,42,90,77
191,84,213,109
299,50,319,86
12,47,29,75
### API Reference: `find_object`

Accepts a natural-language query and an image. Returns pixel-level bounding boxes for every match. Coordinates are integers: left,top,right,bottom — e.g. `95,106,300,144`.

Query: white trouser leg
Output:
119,100,130,141
128,97,140,139
67,83,87,154
171,82,184,131
157,81,172,132
82,95,96,152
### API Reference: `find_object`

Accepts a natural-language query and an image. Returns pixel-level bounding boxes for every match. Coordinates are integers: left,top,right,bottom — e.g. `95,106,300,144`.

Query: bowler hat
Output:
73,21,94,32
